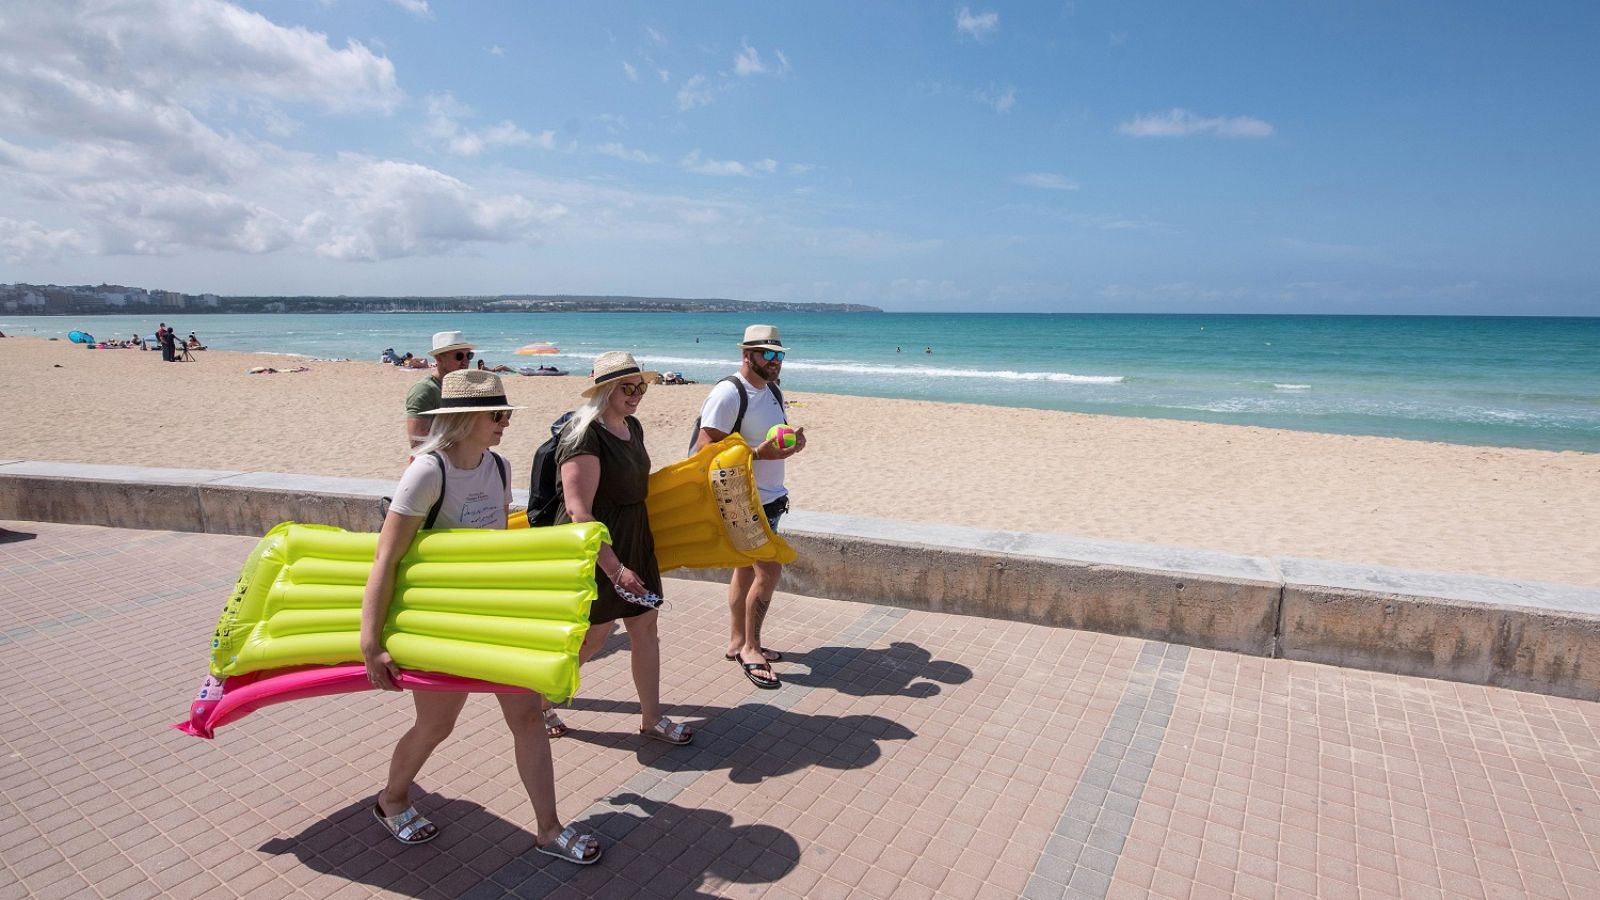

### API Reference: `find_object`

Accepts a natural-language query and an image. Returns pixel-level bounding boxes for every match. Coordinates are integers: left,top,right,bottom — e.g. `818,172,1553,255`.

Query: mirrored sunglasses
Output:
618,382,649,397
756,350,785,362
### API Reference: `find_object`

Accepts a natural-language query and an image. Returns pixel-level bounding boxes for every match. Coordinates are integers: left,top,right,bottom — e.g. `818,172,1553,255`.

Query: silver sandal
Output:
372,800,438,845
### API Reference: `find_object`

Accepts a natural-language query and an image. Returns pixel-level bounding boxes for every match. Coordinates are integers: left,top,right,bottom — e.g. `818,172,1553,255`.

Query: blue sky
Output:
1,1,1596,314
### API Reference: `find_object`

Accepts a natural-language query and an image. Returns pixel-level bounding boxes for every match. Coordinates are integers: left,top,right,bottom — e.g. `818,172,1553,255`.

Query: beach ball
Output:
766,425,798,450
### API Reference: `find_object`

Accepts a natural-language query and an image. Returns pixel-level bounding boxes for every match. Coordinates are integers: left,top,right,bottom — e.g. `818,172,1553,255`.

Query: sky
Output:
0,1,1597,315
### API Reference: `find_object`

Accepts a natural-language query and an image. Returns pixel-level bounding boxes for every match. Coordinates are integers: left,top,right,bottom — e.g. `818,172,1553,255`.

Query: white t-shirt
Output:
699,374,787,504
388,451,511,529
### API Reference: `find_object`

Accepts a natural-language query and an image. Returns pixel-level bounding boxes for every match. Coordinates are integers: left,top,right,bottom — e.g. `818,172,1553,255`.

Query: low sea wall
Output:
3,460,1597,702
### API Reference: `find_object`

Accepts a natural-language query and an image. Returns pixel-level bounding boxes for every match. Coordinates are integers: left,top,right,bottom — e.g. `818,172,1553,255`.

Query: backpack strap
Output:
769,382,787,425
722,375,750,435
423,451,447,530
492,450,507,491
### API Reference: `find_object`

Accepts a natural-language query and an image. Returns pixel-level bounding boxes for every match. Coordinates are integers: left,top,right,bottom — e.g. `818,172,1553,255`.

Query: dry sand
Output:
5,336,1598,585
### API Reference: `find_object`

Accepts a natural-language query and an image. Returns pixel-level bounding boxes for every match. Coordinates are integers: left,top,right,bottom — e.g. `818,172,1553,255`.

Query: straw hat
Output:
428,330,475,357
740,324,785,352
420,370,525,415
583,351,659,398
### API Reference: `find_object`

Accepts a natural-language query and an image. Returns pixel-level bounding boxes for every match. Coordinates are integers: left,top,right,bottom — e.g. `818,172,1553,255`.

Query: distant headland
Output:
0,282,882,315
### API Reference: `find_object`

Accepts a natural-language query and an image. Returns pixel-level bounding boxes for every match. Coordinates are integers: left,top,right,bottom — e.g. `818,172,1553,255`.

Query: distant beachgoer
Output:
187,332,202,349
132,333,145,350
404,331,475,452
161,327,178,362
366,370,600,864
476,359,514,374
157,323,172,361
544,352,690,747
381,348,399,364
693,325,805,689
924,346,932,354
896,346,901,353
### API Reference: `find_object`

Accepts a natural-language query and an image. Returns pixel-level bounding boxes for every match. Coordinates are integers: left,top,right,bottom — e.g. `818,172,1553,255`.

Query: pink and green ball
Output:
766,425,798,450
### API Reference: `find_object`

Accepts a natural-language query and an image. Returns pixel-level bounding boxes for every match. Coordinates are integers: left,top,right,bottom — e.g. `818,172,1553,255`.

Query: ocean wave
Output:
556,352,1125,384
1273,383,1311,391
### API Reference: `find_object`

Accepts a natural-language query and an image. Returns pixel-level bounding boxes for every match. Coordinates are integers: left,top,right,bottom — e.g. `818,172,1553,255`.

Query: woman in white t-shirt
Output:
361,370,601,866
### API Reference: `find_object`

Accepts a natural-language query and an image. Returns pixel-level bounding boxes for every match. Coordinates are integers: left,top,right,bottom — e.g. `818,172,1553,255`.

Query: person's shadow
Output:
558,698,917,785
780,641,973,698
259,789,798,898
0,528,37,545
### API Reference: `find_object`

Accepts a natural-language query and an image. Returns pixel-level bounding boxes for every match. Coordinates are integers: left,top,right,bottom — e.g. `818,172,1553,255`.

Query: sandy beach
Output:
5,336,1598,586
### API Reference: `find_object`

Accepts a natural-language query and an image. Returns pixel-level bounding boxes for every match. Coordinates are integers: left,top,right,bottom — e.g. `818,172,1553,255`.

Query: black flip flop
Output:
724,647,783,662
739,659,781,689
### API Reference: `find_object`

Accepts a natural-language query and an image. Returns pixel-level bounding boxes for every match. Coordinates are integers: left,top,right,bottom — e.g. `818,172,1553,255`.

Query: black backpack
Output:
687,376,786,455
527,412,576,527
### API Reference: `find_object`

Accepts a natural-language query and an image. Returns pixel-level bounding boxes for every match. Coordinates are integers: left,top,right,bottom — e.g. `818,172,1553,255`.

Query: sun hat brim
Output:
581,370,660,398
418,397,527,415
428,342,475,357
742,342,785,352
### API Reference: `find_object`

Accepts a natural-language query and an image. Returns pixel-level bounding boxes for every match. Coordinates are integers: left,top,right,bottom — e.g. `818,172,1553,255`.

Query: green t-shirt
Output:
405,376,441,418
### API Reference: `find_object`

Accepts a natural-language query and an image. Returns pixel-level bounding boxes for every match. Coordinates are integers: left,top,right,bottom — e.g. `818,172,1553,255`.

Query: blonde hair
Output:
558,383,614,456
413,411,486,459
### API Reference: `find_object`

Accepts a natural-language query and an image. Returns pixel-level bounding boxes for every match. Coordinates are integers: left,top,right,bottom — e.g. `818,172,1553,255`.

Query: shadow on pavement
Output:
781,641,973,697
558,697,916,784
259,786,798,898
0,528,37,544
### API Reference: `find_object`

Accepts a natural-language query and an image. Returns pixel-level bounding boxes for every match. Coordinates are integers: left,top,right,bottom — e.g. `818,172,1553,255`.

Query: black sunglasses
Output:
618,382,649,397
489,410,513,423
451,351,474,362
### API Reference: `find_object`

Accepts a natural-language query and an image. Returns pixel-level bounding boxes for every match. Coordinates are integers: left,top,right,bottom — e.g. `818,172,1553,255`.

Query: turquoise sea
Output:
7,311,1599,452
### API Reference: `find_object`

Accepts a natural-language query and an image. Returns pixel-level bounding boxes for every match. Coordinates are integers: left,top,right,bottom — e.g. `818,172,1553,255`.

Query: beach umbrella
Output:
514,343,561,355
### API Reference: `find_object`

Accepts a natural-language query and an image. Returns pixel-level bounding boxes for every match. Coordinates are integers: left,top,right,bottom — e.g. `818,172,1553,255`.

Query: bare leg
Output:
379,692,468,817
621,611,661,727
579,621,613,664
741,560,782,657
541,623,612,734
497,693,575,848
726,566,754,657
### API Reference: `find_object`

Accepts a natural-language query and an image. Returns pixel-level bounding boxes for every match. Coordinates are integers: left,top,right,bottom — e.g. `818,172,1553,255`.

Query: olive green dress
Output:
554,416,664,623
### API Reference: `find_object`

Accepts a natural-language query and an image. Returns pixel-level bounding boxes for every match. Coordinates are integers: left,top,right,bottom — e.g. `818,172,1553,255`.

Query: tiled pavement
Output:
2,521,1598,899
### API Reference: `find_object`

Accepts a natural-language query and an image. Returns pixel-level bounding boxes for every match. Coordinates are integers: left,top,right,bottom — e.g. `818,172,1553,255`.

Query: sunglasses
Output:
618,382,649,397
451,351,474,362
753,350,785,362
489,410,513,423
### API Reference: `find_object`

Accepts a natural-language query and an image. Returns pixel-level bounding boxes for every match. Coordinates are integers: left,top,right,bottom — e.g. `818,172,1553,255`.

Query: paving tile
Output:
4,520,1600,900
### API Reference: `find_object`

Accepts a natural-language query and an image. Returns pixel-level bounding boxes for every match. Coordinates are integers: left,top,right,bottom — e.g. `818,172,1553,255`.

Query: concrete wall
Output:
4,461,1597,702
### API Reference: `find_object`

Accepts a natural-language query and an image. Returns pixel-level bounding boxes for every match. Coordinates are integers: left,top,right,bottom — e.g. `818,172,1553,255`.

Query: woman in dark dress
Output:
546,352,693,746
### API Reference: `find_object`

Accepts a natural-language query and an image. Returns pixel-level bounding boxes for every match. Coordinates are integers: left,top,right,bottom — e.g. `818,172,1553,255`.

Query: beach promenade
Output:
4,520,1598,899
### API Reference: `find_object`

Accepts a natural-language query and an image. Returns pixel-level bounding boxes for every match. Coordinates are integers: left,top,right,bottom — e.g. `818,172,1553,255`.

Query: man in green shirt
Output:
405,331,476,451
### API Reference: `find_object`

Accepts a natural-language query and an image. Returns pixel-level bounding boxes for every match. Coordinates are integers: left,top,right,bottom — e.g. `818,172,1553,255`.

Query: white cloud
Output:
956,7,1000,40
646,25,667,46
0,1,402,113
978,85,1017,114
734,41,790,77
1118,109,1275,138
1015,173,1079,191
387,0,431,18
676,74,715,111
424,94,549,157
597,142,658,164
681,150,752,177
302,158,564,261
622,61,639,82
0,3,559,263
488,45,505,57
0,217,91,263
